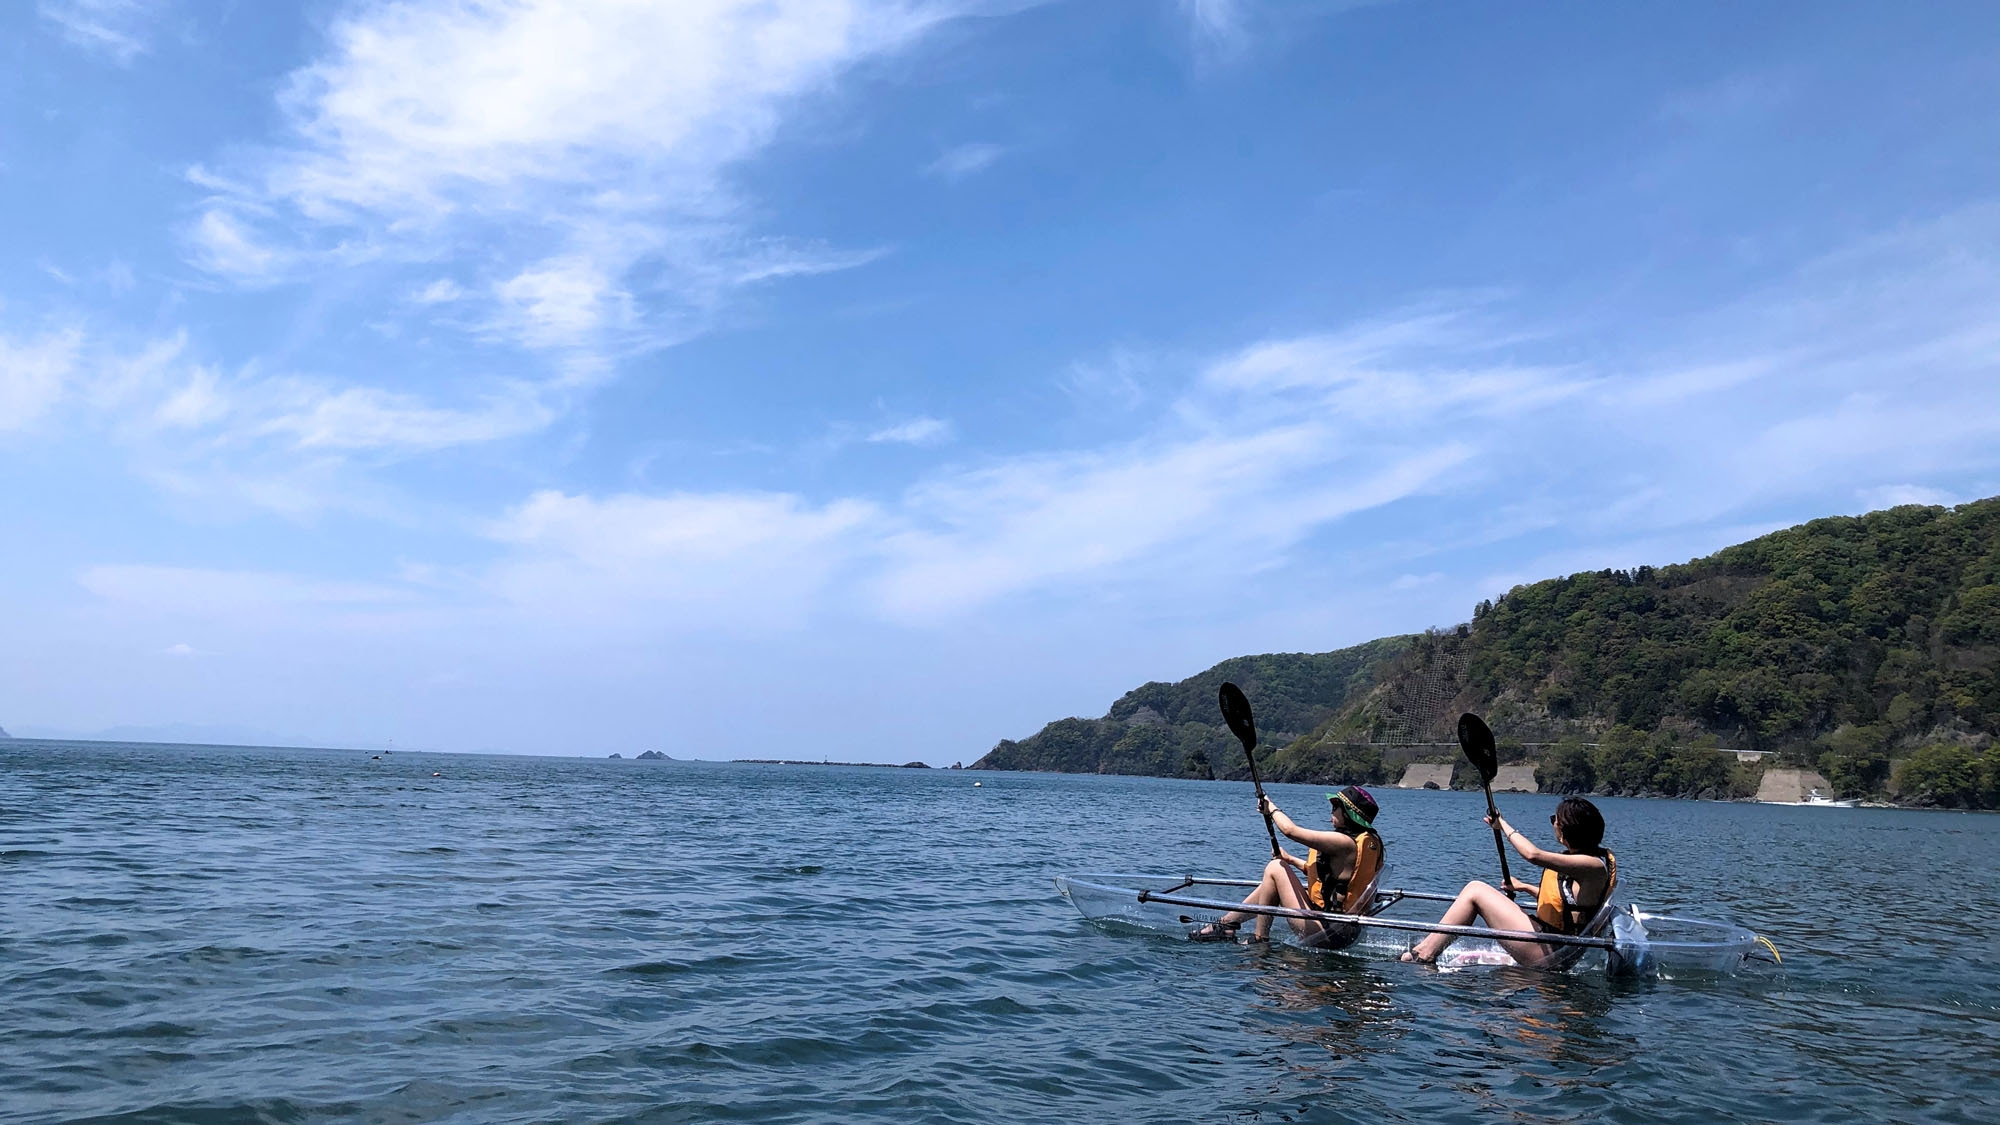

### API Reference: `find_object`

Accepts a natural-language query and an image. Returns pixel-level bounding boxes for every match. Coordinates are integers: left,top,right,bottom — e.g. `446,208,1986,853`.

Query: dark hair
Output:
1554,797,1605,853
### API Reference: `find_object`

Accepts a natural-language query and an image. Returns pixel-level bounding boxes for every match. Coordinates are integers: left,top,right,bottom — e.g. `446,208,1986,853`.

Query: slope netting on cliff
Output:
1377,644,1466,745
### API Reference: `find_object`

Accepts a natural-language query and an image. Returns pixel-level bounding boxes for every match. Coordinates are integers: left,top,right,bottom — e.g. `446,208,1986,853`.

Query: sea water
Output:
2,739,1995,1124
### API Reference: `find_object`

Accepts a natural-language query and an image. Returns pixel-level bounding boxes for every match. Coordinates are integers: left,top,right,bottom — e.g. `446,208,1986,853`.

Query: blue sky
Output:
2,0,1996,760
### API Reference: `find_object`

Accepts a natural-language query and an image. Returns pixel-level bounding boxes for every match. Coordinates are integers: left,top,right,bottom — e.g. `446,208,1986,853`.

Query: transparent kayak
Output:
1055,872,1775,977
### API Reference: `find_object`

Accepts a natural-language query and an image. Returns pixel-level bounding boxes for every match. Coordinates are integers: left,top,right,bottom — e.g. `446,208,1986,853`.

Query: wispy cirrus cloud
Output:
486,489,883,628
0,328,83,431
7,325,555,517
467,207,2000,628
75,331,553,455
38,0,163,65
79,206,2000,646
460,305,1555,627
81,564,416,613
1178,0,1249,61
924,142,1006,181
867,416,954,446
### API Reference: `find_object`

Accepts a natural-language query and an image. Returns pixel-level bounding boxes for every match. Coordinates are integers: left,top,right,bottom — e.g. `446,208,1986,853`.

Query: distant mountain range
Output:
973,498,2000,806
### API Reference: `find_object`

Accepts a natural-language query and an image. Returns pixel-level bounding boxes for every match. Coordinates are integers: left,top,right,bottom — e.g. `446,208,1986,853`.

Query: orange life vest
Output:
1535,851,1617,935
1306,830,1384,913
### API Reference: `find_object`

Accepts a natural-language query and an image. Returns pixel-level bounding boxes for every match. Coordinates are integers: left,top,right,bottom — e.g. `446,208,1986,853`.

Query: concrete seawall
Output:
1756,767,1833,803
1397,763,1454,789
1395,762,1541,791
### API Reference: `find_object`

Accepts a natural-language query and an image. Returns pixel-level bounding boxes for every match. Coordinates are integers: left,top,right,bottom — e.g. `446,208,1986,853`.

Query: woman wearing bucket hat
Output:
1191,785,1385,943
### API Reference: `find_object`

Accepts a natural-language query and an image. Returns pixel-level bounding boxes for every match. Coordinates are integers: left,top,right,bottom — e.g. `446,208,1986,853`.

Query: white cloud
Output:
192,0,960,362
151,367,232,430
873,434,1470,620
69,327,551,456
81,565,414,615
251,380,554,452
487,489,882,627
455,204,2000,631
0,328,82,431
9,326,555,517
65,203,2000,661
1857,485,1956,510
163,643,199,657
185,209,288,282
1576,205,2000,531
39,0,160,65
1174,1,1398,67
1179,0,1248,60
414,278,465,304
867,416,954,446
1198,323,1586,425
466,307,1541,626
492,257,623,350
924,142,1005,181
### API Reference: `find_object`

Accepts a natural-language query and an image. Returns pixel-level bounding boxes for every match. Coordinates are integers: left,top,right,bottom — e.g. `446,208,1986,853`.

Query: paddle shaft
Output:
1242,741,1324,931
1481,783,1518,896
1219,681,1317,924
1457,714,1518,898
1242,745,1285,862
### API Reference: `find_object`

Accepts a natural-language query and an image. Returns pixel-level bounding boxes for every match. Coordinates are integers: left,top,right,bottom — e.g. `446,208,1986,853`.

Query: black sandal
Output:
1189,920,1241,943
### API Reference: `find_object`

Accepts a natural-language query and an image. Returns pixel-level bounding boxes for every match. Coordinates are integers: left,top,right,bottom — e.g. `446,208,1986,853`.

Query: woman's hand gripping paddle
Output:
1457,713,1517,898
1219,682,1313,910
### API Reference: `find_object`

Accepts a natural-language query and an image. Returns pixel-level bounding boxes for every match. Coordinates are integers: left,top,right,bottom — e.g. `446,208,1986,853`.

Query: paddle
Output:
1456,712,1517,897
1218,682,1282,857
1218,682,1315,920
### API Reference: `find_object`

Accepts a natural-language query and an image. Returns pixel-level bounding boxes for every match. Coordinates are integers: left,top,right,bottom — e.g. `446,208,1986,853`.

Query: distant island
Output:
0,725,11,739
975,498,2000,811
608,750,673,760
737,759,932,768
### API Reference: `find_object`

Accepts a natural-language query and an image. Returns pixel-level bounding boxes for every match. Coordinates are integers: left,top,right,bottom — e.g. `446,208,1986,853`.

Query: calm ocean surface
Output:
2,740,1996,1124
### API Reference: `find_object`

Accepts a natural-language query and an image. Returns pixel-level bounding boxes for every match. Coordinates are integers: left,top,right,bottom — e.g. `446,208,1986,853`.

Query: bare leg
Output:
1404,880,1545,965
1214,860,1323,942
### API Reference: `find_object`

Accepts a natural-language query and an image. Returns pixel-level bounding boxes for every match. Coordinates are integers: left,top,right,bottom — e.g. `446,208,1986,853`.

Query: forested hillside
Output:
975,499,2000,807
971,640,1410,778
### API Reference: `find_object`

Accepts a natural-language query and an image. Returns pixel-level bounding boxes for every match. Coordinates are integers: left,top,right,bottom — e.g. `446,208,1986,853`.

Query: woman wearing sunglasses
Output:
1400,796,1616,966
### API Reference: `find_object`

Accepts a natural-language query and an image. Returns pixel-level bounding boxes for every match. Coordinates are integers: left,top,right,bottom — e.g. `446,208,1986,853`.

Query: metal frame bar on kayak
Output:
1154,876,1458,906
1134,888,1622,951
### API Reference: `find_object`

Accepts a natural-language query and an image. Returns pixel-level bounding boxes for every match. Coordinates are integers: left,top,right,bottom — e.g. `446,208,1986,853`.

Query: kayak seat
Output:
1535,898,1619,972
1301,864,1387,951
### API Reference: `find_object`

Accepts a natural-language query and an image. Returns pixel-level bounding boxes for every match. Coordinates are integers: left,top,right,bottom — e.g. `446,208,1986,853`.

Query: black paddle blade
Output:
1456,712,1498,783
1218,681,1256,751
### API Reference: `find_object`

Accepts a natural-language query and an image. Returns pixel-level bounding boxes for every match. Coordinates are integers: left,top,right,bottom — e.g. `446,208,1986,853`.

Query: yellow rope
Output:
1754,935,1783,964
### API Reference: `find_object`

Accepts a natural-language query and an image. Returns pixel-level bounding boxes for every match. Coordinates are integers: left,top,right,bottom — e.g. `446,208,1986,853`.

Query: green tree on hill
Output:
1896,744,1998,808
